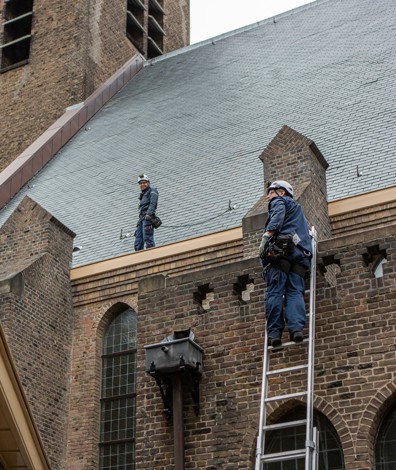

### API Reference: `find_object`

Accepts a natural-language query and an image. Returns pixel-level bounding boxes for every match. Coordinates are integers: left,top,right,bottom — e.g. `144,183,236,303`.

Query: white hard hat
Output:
267,180,294,197
137,174,149,183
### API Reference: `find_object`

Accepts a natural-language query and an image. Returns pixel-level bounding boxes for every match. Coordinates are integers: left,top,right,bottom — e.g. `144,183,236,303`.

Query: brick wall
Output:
243,126,332,259
65,298,137,469
136,258,264,469
133,222,396,469
0,196,75,469
66,235,243,468
330,199,396,237
163,0,190,52
1,0,85,170
0,0,190,172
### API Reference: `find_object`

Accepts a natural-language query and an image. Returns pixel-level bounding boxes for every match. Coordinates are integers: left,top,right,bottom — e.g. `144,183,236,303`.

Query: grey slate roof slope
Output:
1,0,396,267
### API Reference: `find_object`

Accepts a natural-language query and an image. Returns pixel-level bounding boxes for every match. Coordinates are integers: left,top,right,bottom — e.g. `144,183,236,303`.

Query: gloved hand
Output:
145,214,152,221
259,234,271,258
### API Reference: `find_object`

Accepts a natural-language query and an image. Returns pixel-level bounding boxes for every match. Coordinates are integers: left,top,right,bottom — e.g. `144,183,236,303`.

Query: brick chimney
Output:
242,125,331,257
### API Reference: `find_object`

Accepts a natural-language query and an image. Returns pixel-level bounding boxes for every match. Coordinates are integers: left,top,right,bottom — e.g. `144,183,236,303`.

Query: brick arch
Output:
239,426,259,467
96,301,136,341
312,395,353,458
66,301,136,468
356,382,396,466
260,397,352,460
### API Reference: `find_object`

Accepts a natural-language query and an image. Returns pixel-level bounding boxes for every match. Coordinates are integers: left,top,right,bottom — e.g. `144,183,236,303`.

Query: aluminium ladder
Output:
255,226,318,470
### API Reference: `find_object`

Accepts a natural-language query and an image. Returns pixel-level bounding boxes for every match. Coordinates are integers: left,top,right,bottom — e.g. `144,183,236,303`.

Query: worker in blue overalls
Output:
259,180,312,348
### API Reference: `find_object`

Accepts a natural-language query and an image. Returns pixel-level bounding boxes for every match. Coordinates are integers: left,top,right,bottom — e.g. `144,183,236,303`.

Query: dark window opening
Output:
147,0,164,59
265,406,345,470
3,0,34,21
375,405,396,469
126,0,145,55
1,0,34,72
99,309,137,470
233,274,254,305
193,283,214,313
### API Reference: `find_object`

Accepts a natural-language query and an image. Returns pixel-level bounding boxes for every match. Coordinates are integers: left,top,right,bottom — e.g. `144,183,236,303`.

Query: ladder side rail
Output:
255,332,270,470
312,426,320,470
305,226,317,470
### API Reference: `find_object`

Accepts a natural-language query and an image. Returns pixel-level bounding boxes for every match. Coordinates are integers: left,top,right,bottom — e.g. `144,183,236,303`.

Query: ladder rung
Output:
263,419,307,431
267,364,308,375
261,448,306,463
268,338,309,350
265,391,307,403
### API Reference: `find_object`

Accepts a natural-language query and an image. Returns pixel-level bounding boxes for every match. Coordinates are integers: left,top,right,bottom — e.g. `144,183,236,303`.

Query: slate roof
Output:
1,0,395,267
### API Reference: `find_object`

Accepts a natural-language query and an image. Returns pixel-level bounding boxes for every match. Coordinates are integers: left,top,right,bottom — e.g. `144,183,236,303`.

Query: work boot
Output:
268,337,282,348
291,331,304,343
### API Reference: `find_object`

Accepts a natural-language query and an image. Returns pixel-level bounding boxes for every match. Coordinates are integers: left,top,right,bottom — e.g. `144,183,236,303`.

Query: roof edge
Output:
71,227,243,280
147,0,327,65
328,185,396,216
0,54,144,210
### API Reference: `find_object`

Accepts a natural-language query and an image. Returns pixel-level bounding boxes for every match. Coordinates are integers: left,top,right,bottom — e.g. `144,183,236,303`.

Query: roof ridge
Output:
146,0,331,66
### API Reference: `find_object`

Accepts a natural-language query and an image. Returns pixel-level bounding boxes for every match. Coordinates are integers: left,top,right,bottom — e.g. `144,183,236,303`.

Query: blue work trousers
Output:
134,219,155,251
263,250,310,339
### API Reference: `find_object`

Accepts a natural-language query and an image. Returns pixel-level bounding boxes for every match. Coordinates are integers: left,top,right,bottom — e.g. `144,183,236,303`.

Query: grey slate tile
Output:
1,0,396,267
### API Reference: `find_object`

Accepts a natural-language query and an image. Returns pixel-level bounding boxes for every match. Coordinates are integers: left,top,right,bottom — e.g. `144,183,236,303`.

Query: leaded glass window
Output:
375,406,396,469
264,407,344,470
99,309,137,470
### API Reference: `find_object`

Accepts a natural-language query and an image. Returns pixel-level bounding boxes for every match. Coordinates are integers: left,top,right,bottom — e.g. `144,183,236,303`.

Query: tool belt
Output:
264,235,308,278
151,215,162,229
265,234,295,259
139,213,162,229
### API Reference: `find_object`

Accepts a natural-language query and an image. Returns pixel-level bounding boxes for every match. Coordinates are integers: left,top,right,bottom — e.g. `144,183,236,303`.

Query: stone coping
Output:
0,54,144,209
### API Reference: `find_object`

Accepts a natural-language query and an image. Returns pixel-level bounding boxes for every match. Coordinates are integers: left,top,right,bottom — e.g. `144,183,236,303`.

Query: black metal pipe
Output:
172,375,185,469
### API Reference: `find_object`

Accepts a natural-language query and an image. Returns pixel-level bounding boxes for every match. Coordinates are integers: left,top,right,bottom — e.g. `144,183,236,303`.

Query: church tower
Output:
0,0,190,171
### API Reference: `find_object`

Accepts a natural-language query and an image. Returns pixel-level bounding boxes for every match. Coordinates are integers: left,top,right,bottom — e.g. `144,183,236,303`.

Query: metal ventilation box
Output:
144,329,203,375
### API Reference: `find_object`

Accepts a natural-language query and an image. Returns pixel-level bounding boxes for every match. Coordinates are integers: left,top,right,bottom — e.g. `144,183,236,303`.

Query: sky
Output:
190,0,315,44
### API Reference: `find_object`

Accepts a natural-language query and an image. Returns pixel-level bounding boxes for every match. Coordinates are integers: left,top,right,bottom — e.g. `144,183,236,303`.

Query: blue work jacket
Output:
138,186,158,217
265,195,312,254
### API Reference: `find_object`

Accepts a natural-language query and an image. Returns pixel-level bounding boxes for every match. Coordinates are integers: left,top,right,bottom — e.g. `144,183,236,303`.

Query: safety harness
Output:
264,202,309,278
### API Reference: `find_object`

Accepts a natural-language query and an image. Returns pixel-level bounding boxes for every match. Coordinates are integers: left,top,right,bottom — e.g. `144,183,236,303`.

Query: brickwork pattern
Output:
330,200,396,237
243,126,332,259
65,298,137,469
66,237,242,468
134,225,396,469
136,258,264,469
0,197,74,469
72,238,243,307
163,0,190,52
260,125,331,242
0,0,190,172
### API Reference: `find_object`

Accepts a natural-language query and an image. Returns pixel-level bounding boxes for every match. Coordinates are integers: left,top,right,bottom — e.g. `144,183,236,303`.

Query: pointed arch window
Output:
99,309,137,470
375,405,396,469
264,406,344,469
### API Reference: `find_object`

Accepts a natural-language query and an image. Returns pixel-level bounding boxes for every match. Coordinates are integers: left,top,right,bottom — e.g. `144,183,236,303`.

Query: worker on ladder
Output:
258,180,312,348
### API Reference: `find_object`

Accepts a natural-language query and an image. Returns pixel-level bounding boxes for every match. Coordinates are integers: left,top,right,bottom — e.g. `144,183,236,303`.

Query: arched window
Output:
99,309,137,470
375,405,396,469
264,406,344,469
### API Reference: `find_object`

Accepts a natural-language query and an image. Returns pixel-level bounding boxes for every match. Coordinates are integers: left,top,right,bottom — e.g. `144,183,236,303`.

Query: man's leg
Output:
134,221,144,251
284,271,306,334
284,252,310,335
143,220,155,248
264,266,288,340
